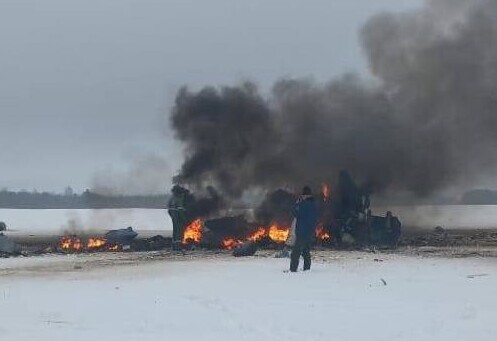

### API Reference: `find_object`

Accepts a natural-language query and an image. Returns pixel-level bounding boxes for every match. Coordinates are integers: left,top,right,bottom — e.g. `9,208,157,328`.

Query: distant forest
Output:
460,190,497,205
0,188,169,209
2,188,496,209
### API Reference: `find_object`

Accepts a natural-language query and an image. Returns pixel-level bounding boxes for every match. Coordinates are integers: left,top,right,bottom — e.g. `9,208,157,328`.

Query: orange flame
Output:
182,219,204,244
108,244,120,252
268,224,290,243
322,183,330,201
58,236,83,252
59,237,71,250
316,225,331,241
87,237,107,250
58,235,124,252
221,238,242,250
247,227,266,242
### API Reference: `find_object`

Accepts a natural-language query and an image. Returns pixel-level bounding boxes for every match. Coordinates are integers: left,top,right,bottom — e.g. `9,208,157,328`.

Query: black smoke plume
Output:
255,189,297,226
169,185,224,219
170,0,497,198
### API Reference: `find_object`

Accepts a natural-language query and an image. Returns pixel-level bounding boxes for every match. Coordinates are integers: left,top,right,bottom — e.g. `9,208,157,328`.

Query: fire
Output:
176,218,329,248
87,237,107,250
247,227,266,242
316,225,331,241
322,183,330,201
182,219,204,244
108,244,120,252
268,224,290,243
221,238,242,250
57,235,125,252
59,237,72,250
58,235,83,252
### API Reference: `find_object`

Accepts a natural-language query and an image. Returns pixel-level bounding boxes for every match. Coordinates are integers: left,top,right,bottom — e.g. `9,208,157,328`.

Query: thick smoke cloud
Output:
170,0,497,198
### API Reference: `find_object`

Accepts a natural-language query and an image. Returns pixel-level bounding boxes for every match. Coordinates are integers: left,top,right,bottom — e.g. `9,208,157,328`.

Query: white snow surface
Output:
0,254,496,340
0,208,172,234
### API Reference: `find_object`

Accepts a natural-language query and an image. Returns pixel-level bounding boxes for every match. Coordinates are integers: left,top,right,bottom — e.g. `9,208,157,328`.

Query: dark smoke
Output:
170,0,497,198
169,185,224,219
255,189,297,226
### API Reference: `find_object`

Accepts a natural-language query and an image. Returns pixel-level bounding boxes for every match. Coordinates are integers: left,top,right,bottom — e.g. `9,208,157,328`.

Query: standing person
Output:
385,211,401,247
290,186,318,272
168,185,189,250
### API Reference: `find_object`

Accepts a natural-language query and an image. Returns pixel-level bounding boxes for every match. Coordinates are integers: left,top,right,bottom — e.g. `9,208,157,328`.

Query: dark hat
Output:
302,186,312,195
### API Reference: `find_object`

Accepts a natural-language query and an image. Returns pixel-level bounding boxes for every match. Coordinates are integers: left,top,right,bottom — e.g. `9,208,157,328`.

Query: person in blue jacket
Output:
290,186,318,272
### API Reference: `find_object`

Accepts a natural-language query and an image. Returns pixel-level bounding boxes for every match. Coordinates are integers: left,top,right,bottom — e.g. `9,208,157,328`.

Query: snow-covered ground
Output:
0,253,495,340
0,208,172,234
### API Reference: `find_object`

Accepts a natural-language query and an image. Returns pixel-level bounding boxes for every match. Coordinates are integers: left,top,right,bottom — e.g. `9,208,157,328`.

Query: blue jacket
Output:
293,196,318,240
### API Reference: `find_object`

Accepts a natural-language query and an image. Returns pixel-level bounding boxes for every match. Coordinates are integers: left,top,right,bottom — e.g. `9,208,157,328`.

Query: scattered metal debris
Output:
0,233,18,255
233,241,257,257
467,274,489,279
105,227,138,244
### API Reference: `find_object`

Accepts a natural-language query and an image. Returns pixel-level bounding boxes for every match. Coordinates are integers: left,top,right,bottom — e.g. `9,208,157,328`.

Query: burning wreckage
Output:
168,171,401,255
56,227,139,253
1,172,400,257
52,227,169,254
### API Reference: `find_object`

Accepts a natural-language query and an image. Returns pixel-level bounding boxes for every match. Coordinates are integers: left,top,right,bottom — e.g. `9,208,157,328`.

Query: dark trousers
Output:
169,211,186,242
290,238,312,272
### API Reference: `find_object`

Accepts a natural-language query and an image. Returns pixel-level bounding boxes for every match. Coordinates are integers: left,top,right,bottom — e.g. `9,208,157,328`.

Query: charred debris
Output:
168,171,402,254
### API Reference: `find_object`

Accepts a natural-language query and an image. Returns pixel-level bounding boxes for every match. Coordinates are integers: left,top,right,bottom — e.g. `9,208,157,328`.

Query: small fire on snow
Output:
87,237,107,250
57,236,122,252
219,225,291,250
58,235,83,252
247,227,266,242
268,224,290,243
108,244,121,252
220,238,242,250
184,219,331,250
316,225,331,241
182,219,204,245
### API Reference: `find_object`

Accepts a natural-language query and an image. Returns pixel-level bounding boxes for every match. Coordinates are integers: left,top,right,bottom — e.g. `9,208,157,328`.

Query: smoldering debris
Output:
0,233,18,256
232,241,257,257
105,227,138,244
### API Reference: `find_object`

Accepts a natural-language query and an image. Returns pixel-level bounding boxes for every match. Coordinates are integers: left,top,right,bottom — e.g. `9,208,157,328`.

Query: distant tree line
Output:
2,188,495,208
460,190,497,205
0,189,169,209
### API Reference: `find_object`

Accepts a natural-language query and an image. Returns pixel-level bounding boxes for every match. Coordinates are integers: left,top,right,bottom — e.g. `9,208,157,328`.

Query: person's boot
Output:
290,248,300,272
303,257,311,271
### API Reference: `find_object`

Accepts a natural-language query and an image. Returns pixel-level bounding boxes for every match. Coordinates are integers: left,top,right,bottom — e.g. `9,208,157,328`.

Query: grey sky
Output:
0,0,420,193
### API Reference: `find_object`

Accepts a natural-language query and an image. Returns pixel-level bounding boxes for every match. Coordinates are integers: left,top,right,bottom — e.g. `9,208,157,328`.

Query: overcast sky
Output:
0,0,420,194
